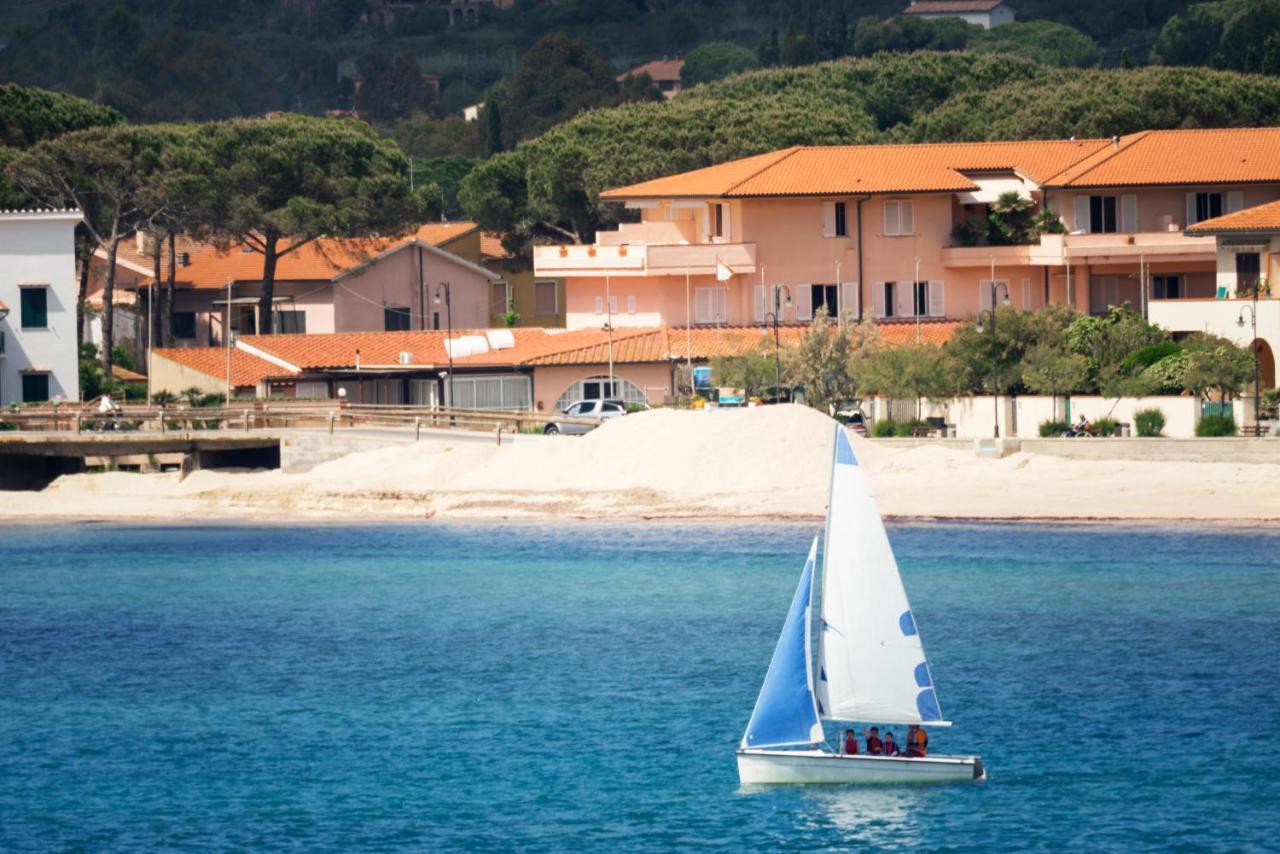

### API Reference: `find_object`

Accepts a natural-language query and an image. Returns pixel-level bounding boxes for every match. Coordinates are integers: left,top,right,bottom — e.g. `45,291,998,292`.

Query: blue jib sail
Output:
741,537,823,749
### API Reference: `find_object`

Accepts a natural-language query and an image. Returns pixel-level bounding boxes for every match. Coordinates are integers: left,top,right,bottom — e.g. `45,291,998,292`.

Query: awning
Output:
956,174,1032,205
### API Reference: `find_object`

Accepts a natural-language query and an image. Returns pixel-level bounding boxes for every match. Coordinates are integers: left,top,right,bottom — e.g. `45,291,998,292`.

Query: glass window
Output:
535,281,557,315
913,281,929,317
713,203,724,238
1152,275,1181,299
20,287,48,329
173,312,197,339
810,284,838,316
21,373,49,403
834,202,847,237
384,307,411,331
274,310,306,334
1089,196,1117,233
883,282,896,318
1195,193,1223,223
555,375,647,411
491,282,508,315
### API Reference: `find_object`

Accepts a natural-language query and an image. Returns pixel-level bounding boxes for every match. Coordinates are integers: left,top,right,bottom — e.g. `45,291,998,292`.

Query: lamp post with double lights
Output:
976,275,1011,437
764,284,793,400
434,282,453,407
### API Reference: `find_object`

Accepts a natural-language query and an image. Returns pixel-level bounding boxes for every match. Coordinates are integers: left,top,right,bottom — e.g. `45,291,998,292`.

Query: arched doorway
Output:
1252,338,1276,390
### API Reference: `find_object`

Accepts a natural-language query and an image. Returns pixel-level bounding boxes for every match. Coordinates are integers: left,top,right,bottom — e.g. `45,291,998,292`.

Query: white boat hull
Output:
737,749,984,785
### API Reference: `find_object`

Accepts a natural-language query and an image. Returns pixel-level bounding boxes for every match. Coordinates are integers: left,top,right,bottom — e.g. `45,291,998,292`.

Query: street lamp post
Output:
0,303,9,405
765,284,793,400
977,276,1011,437
1238,292,1260,435
434,282,453,407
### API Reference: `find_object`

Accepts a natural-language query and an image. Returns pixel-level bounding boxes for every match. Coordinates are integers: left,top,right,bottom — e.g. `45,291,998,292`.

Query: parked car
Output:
834,405,868,436
545,399,629,435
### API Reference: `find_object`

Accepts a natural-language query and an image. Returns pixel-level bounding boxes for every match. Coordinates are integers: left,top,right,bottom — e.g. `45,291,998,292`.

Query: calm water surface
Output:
0,521,1277,850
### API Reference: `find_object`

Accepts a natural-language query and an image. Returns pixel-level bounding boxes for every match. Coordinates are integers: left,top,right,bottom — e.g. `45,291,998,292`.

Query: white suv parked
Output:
545,399,629,435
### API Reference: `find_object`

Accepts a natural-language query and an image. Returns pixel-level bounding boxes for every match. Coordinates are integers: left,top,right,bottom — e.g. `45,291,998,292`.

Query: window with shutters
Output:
694,286,727,323
1194,192,1223,224
912,281,929,317
1089,196,1117,233
883,282,896,317
627,295,636,315
535,280,557,315
713,203,725,238
834,202,848,237
594,296,604,315
1152,275,1181,299
490,281,509,316
883,200,914,236
21,372,49,403
19,287,48,329
810,284,838,317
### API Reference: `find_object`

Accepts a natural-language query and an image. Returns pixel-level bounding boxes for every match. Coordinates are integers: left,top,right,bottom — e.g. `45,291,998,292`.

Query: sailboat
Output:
736,425,984,785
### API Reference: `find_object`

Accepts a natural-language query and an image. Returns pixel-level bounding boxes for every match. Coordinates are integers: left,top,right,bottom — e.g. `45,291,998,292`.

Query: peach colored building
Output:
535,128,1280,336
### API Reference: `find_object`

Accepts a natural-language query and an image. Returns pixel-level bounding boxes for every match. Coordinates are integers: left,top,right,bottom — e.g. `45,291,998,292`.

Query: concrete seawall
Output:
871,436,1279,463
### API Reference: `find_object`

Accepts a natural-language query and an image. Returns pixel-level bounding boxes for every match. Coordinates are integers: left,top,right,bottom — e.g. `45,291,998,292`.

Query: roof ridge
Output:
1042,130,1150,187
721,146,805,195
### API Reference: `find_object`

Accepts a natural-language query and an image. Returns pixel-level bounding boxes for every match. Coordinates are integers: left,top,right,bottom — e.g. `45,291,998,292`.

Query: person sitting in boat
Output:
842,729,859,755
882,730,901,756
905,725,929,757
864,727,884,755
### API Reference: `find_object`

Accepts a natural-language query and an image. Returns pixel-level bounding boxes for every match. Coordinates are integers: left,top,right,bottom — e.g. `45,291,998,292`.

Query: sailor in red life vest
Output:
843,729,859,755
883,730,901,756
864,726,884,755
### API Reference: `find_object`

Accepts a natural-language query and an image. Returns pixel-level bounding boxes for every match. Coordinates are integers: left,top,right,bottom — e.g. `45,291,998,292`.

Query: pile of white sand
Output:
8,404,1280,523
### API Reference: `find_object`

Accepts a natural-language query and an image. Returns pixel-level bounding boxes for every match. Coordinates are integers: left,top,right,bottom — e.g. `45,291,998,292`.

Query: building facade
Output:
0,210,83,405
534,129,1280,375
904,0,1015,28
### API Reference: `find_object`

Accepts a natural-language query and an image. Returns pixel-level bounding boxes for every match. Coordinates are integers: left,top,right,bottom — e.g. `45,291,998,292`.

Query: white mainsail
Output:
815,426,946,725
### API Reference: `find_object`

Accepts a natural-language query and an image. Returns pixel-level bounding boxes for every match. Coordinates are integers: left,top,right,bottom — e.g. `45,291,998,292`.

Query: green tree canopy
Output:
681,42,760,87
971,21,1100,68
199,115,421,333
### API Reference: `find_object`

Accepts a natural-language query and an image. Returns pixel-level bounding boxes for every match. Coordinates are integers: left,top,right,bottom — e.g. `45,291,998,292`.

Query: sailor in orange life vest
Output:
864,726,884,755
842,729,859,755
905,724,929,757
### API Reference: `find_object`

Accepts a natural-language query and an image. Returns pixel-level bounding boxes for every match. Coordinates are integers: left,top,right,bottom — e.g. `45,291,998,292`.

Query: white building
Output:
904,0,1015,29
0,210,84,405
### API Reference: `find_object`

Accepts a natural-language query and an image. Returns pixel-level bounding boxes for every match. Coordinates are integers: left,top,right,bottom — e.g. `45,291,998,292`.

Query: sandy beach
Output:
4,405,1276,525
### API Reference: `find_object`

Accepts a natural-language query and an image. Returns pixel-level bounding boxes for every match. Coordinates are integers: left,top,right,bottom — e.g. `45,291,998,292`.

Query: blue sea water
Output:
0,521,1277,851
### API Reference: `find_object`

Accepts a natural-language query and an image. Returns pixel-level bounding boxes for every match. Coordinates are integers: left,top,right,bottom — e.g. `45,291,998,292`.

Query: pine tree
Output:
485,101,504,155
1264,34,1280,76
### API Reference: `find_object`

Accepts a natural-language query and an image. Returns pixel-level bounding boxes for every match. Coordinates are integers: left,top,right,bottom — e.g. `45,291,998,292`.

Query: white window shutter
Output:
928,280,945,317
901,201,914,236
897,282,914,317
609,295,618,315
978,280,992,313
627,295,636,315
694,288,709,323
1021,277,1031,310
821,202,835,238
796,284,813,321
1186,192,1197,226
1227,190,1244,213
872,282,886,319
713,286,727,323
753,284,766,322
1120,194,1138,233
594,295,603,315
1074,196,1091,234
841,282,858,320
722,203,732,240
883,202,898,237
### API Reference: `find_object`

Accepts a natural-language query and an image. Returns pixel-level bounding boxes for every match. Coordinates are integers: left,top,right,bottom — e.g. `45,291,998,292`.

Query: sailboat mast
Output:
812,425,840,700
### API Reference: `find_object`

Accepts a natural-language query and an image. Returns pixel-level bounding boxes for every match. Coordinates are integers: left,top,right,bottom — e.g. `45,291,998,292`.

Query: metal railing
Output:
0,401,600,439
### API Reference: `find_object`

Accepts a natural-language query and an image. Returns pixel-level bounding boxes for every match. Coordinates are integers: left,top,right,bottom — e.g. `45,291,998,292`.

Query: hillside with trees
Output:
459,50,1280,252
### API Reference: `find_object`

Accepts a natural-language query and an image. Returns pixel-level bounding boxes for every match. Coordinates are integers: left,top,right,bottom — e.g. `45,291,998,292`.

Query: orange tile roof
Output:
619,59,684,83
152,347,287,388
480,232,512,260
905,0,1005,13
143,222,480,290
601,129,1280,200
1186,198,1280,234
111,365,147,382
602,140,1112,199
1045,128,1280,188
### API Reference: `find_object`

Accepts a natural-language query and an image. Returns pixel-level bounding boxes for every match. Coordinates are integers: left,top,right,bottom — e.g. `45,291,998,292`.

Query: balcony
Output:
1149,293,1280,344
535,240,757,278
940,231,1217,268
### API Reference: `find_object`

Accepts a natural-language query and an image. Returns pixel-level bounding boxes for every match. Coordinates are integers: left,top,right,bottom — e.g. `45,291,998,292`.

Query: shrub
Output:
893,418,929,437
1092,417,1119,436
871,419,898,437
1039,419,1070,437
1121,341,1181,373
1133,407,1166,437
1196,414,1238,437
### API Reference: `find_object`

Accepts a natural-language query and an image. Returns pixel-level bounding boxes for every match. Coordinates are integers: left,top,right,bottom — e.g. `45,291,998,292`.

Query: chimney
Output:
355,348,361,370
1112,135,1120,147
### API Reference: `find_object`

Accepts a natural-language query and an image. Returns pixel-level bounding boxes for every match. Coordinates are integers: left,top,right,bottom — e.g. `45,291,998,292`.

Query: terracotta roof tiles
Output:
619,59,684,83
152,347,287,388
1186,198,1280,234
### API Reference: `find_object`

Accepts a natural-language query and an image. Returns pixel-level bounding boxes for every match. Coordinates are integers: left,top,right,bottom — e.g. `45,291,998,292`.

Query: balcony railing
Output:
941,230,1217,267
534,241,757,277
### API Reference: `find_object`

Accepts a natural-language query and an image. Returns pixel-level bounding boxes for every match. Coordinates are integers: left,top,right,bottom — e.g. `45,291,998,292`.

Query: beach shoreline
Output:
5,406,1276,527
